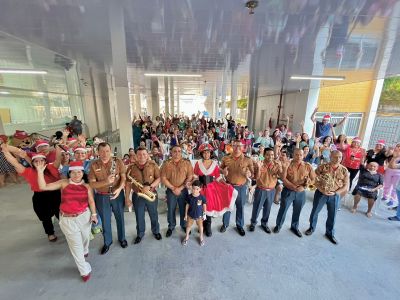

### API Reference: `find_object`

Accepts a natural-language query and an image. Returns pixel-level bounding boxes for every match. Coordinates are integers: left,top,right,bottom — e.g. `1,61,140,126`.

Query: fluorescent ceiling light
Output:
0,91,10,95
34,92,45,96
0,69,47,74
290,75,345,81
144,73,202,77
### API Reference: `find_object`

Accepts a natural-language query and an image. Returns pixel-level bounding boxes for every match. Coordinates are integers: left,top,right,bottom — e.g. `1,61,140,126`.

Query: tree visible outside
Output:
379,77,400,113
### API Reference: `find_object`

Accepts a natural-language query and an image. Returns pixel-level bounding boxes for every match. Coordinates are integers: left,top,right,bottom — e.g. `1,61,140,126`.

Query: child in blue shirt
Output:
183,180,207,246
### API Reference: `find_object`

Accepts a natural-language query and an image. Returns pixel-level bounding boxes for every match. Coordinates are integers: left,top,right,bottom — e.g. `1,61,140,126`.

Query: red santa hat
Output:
0,134,8,143
32,152,47,160
68,161,84,171
198,143,214,152
352,137,362,143
323,114,331,120
13,130,29,139
73,146,87,153
35,139,49,149
67,137,77,143
376,139,385,146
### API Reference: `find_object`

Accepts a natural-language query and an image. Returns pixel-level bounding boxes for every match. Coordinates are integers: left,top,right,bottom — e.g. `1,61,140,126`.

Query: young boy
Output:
183,180,207,246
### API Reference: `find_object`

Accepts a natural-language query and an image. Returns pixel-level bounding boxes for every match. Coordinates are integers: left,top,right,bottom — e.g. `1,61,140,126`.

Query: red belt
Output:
60,210,87,218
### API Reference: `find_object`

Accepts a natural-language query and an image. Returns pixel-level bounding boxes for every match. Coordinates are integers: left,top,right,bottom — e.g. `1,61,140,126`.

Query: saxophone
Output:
127,172,156,202
108,147,118,194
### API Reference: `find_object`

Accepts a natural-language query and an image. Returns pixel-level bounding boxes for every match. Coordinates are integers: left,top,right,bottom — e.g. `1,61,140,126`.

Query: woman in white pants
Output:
37,160,98,282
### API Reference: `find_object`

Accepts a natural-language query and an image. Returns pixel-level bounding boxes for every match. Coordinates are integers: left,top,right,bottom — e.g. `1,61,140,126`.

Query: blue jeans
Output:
222,184,247,228
309,190,340,236
250,188,275,226
166,188,188,231
275,187,306,230
95,191,126,246
132,193,160,237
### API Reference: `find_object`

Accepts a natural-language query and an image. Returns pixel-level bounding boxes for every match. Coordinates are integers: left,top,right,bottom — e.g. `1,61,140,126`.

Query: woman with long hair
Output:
37,160,98,282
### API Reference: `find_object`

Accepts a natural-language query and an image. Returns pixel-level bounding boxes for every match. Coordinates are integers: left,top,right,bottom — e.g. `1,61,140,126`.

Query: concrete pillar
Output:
220,70,227,118
145,78,152,116
170,78,175,116
230,70,238,118
109,2,133,152
214,83,219,120
177,89,180,115
164,77,169,116
247,50,260,130
151,78,160,118
0,115,5,134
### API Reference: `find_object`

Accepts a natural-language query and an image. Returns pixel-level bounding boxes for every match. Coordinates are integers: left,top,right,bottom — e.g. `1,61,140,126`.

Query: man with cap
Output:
125,147,162,244
220,139,254,236
160,145,194,237
88,142,128,254
311,107,348,138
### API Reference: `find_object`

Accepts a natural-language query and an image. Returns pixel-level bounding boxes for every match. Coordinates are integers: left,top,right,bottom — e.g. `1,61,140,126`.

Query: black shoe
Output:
120,240,128,248
166,229,173,237
388,216,400,221
133,237,142,244
100,244,110,255
205,230,212,237
273,226,280,233
325,234,338,244
290,227,302,238
261,225,271,234
237,227,246,236
220,225,227,233
249,224,255,232
154,233,162,240
305,228,314,236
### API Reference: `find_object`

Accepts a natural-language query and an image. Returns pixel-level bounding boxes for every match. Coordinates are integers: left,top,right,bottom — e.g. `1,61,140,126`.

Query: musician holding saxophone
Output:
305,150,349,244
125,147,162,244
88,142,128,255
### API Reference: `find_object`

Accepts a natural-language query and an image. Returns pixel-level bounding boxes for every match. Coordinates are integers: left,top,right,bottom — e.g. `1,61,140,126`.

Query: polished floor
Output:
0,183,399,300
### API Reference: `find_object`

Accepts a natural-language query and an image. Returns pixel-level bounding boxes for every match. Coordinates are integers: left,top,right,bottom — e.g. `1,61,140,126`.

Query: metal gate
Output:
368,116,400,148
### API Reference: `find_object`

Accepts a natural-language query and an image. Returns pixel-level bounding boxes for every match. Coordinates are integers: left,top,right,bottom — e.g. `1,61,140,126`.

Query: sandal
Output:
48,235,58,242
181,238,188,246
366,212,373,218
200,239,205,247
351,208,356,214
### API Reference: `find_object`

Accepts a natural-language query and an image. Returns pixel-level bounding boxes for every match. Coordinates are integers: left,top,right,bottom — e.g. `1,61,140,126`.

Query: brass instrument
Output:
108,147,118,194
303,176,316,191
127,172,156,202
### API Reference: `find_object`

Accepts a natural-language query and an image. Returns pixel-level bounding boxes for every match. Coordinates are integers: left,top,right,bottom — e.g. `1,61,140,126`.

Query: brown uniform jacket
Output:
285,161,314,188
315,163,349,193
126,160,160,193
160,158,193,187
220,154,254,185
256,160,282,189
88,158,126,193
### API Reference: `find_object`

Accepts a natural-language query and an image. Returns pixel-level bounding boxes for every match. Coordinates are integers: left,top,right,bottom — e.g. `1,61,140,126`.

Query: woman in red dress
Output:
193,143,237,237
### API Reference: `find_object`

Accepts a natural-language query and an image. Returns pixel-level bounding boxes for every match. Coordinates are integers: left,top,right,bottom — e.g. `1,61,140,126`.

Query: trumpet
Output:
127,173,156,202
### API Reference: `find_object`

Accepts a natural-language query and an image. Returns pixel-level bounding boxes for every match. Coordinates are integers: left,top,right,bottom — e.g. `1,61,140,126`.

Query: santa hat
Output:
67,137,77,143
376,139,385,146
323,115,331,120
73,146,87,153
198,143,214,152
0,134,8,143
32,152,47,160
69,161,84,171
13,130,29,139
35,139,49,149
352,137,362,143
287,131,292,135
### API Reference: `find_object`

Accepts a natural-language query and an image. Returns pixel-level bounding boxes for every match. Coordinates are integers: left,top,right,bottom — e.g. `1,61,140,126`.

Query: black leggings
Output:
32,191,61,236
347,167,360,191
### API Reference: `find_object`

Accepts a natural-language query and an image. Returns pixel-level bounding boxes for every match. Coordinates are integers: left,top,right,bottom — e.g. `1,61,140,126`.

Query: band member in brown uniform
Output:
125,147,162,244
249,148,282,233
274,148,316,237
88,142,127,254
305,150,349,244
161,145,193,237
220,139,254,236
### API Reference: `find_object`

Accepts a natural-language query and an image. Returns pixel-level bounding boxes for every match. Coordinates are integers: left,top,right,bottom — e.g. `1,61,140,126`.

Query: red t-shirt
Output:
20,164,60,192
343,146,365,170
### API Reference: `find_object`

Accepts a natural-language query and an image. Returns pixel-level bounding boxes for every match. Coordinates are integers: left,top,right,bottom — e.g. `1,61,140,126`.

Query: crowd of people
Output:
0,108,399,282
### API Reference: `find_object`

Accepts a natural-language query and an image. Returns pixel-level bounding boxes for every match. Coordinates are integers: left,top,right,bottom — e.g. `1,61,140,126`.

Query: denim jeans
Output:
309,190,340,236
222,184,247,228
275,187,306,230
166,188,188,231
95,191,126,246
250,188,275,226
132,193,160,237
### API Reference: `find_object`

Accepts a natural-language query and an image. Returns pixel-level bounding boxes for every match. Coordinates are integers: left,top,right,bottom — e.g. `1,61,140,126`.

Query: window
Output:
315,112,362,137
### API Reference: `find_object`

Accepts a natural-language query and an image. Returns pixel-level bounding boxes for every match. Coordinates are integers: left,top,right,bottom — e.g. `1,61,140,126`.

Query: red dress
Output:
194,160,237,217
